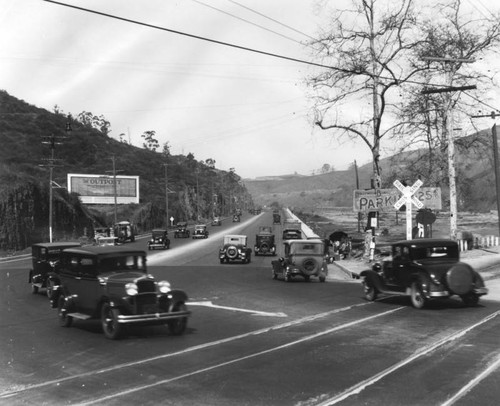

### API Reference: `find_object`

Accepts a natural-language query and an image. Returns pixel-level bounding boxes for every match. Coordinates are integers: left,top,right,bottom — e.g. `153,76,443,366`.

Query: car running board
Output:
67,312,92,320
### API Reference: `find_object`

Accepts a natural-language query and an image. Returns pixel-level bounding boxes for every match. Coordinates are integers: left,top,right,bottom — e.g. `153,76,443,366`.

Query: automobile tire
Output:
285,272,291,282
31,284,38,294
304,275,310,282
272,270,277,280
101,303,123,340
461,293,479,307
410,282,427,309
363,279,377,301
168,303,188,336
58,295,73,327
220,259,225,264
227,246,238,259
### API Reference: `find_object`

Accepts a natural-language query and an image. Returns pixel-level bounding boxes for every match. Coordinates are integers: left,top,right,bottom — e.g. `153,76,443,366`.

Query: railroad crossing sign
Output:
393,179,424,239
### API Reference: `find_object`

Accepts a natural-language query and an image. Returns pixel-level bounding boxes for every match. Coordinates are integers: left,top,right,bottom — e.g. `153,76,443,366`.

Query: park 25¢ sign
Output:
353,187,441,212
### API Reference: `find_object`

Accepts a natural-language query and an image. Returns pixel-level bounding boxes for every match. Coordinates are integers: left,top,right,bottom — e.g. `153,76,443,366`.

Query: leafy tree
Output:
141,130,159,151
76,111,111,136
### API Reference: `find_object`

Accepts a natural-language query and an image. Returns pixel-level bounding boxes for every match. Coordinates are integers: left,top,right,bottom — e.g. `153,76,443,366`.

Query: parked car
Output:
273,213,281,224
51,246,190,339
113,221,136,244
174,222,190,238
95,236,117,247
148,229,170,250
254,226,276,256
271,239,328,282
211,216,222,226
192,224,209,239
219,235,252,264
28,242,81,297
93,227,110,244
360,239,488,308
232,214,241,222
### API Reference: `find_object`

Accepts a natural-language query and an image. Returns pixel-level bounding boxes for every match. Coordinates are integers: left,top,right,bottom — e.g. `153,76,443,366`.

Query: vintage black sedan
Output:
360,239,488,308
192,224,209,239
28,242,81,297
51,246,190,339
148,228,170,250
174,222,190,238
219,235,252,264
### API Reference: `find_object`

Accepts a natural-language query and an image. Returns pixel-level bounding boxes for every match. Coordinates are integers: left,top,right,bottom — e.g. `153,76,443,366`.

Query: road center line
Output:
76,306,406,405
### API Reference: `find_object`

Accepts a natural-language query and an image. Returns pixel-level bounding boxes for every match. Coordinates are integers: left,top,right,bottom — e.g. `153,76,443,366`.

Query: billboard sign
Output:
67,174,139,204
353,187,441,212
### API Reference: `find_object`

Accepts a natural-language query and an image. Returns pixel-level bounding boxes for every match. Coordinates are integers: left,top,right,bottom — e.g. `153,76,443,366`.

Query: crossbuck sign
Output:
393,179,424,239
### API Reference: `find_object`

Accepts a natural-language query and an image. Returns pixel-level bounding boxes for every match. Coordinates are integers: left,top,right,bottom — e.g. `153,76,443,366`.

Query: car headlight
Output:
158,280,171,294
125,282,138,296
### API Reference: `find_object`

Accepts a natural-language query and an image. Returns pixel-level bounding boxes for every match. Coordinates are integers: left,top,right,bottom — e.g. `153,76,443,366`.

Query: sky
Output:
1,0,500,179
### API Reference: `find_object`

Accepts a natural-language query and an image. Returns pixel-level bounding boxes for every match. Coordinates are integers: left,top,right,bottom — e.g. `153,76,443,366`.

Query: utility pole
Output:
106,155,123,226
40,117,71,242
421,56,476,240
471,111,500,238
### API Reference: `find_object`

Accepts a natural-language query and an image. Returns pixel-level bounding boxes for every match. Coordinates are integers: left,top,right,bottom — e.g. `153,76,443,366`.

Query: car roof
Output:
61,246,146,258
392,238,457,247
195,224,206,227
152,228,167,232
224,234,246,239
32,242,81,249
288,239,323,244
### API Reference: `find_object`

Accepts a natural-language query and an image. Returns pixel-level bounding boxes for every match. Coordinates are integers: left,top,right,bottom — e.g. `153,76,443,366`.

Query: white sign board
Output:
68,174,140,204
353,187,441,212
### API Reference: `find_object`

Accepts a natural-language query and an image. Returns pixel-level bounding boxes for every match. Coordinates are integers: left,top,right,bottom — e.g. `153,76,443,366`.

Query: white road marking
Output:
315,310,500,406
0,302,371,398
75,306,406,405
189,300,288,317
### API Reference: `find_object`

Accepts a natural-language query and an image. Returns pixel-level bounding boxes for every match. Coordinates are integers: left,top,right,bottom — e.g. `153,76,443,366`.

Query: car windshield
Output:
152,230,166,237
411,245,459,260
290,242,323,255
224,236,246,245
98,255,146,273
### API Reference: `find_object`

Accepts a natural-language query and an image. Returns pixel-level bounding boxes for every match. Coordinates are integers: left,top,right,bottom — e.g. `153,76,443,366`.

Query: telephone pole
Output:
471,111,500,238
421,56,476,240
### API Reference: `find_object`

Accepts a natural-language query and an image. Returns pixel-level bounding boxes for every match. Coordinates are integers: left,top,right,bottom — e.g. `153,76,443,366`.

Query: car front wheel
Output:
101,303,123,340
410,282,427,309
168,303,188,335
363,279,377,301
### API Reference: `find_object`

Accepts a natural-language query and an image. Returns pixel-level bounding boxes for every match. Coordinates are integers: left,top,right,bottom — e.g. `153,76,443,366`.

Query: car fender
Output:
168,289,188,308
410,272,432,297
360,269,386,292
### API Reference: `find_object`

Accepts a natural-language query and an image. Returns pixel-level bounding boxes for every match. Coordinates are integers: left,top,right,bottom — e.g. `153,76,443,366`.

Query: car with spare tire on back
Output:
219,235,252,264
360,239,488,308
51,246,190,339
271,239,328,282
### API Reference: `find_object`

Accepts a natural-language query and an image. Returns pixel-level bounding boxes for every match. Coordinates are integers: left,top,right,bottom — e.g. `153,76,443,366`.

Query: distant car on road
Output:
113,221,136,244
232,214,241,222
52,246,190,339
28,242,81,297
272,239,328,282
360,239,488,308
219,235,252,264
192,224,209,239
174,222,190,238
211,216,222,226
254,226,276,256
148,228,170,250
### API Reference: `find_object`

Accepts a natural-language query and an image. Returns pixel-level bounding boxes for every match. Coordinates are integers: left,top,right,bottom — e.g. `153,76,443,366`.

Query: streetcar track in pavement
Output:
0,301,373,398
314,309,500,406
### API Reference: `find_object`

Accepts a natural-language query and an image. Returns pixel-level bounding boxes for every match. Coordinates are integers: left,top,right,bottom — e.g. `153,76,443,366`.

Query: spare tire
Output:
446,263,474,295
227,245,238,259
302,258,318,275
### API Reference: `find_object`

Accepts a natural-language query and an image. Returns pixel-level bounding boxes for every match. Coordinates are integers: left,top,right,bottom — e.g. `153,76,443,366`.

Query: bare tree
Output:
308,0,428,187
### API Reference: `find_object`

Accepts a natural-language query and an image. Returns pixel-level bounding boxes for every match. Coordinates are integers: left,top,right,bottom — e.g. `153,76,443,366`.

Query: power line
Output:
41,1,489,92
42,0,347,73
192,0,302,44
226,0,319,42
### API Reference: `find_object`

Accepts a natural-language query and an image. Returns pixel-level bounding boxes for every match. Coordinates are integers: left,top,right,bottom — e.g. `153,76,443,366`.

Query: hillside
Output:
0,90,253,250
244,129,497,213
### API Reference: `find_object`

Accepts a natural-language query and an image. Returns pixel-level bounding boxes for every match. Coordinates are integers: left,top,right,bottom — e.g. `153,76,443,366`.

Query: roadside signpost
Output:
393,179,424,239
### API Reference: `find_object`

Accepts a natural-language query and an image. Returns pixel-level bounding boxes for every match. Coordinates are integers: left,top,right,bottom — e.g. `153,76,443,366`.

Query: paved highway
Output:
1,212,500,405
